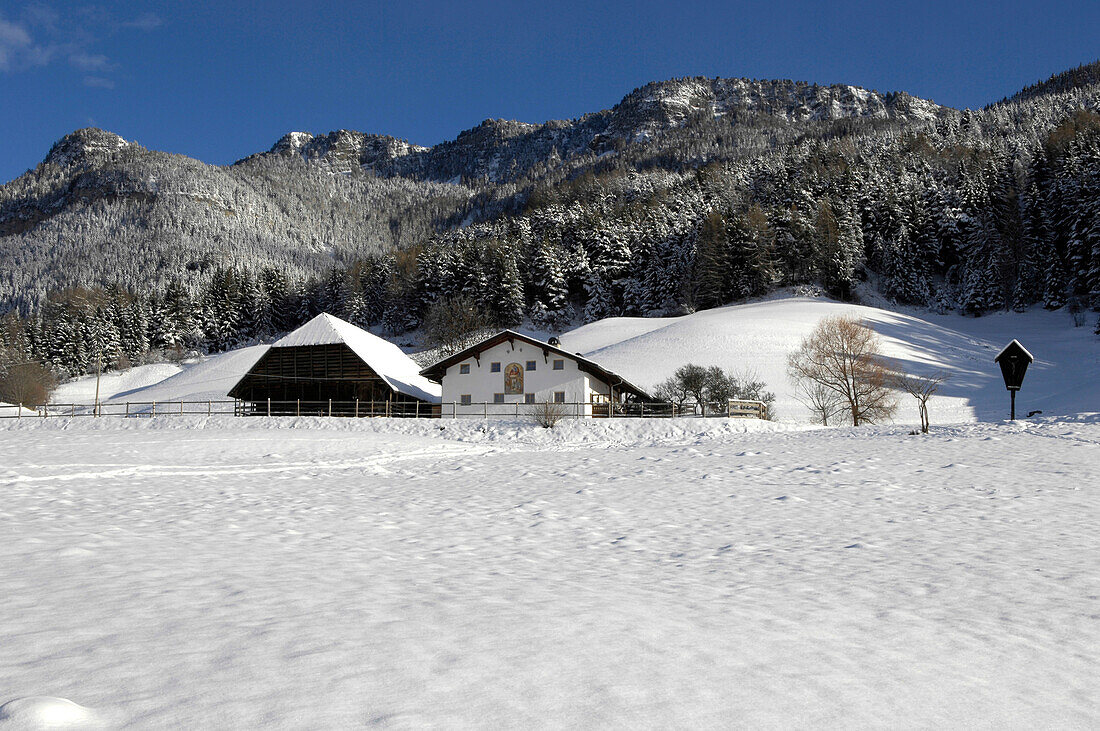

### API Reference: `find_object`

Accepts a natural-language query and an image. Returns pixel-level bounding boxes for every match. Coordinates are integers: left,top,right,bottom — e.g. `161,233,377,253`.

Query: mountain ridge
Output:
30,75,952,186
2,61,1099,324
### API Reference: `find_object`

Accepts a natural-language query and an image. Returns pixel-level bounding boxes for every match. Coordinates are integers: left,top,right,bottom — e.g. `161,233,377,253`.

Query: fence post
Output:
727,400,731,418
415,401,419,419
17,403,21,419
296,399,300,417
483,402,487,420
43,403,48,419
208,400,212,416
452,402,457,419
328,399,332,417
355,399,359,418
152,402,156,417
126,402,130,417
267,398,271,417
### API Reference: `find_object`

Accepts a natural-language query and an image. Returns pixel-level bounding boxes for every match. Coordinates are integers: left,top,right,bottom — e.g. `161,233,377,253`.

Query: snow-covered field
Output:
1,416,1098,728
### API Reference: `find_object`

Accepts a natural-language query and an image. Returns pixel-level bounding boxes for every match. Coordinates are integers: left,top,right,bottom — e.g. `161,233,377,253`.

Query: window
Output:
490,362,501,373
525,360,536,371
554,391,566,403
459,363,470,374
524,393,535,404
460,394,472,405
494,393,505,403
553,359,564,370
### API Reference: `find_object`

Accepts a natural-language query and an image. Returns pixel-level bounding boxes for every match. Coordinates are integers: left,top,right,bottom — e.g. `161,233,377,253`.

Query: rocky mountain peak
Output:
44,128,132,168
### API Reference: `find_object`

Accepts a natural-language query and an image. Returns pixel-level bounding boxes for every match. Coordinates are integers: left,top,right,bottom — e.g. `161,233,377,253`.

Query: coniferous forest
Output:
2,62,1100,379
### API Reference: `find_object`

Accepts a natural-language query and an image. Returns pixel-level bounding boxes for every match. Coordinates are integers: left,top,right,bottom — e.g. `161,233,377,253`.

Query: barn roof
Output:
419,330,653,400
261,313,441,402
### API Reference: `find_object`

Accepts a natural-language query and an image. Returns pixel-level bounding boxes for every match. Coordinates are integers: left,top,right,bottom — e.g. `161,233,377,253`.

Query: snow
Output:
0,697,102,729
51,364,183,404
104,346,267,404
1,415,1098,727
270,313,441,402
0,402,39,417
557,296,1100,423
995,338,1035,362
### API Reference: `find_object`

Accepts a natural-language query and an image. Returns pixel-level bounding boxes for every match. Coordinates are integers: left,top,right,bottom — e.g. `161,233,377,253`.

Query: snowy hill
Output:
558,296,1100,423
76,296,1099,424
52,362,184,404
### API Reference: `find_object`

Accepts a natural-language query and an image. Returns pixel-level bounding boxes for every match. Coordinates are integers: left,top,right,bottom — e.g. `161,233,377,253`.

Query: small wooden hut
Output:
228,313,440,416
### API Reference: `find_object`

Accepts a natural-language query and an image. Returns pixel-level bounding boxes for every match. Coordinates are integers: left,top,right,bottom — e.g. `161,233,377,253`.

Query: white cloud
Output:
70,51,113,71
122,12,162,31
1,6,161,79
0,16,34,71
83,75,114,89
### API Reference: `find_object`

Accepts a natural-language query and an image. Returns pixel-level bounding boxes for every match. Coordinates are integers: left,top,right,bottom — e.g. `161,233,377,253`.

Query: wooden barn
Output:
228,313,441,416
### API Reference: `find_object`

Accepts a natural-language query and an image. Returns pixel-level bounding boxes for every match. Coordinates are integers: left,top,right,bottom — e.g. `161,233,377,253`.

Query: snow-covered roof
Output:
272,314,441,403
994,339,1034,363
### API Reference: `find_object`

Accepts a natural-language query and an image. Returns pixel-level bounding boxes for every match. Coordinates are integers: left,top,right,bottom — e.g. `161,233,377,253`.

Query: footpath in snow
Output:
1,416,1098,728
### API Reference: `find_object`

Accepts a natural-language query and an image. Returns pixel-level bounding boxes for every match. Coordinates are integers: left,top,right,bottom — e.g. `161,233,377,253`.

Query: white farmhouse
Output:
420,330,651,417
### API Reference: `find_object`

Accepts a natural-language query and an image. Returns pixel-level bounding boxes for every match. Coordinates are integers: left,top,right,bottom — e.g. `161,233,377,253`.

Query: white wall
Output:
439,340,609,416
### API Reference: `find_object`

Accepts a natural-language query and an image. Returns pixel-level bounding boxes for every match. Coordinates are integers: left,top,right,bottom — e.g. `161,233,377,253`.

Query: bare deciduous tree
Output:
423,295,493,357
0,361,58,407
787,315,897,426
794,378,844,426
891,370,949,434
530,401,568,428
653,364,776,417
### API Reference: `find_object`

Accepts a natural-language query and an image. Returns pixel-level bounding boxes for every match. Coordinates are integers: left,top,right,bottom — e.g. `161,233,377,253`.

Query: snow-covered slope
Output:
558,296,1100,423
101,345,269,404
52,363,183,404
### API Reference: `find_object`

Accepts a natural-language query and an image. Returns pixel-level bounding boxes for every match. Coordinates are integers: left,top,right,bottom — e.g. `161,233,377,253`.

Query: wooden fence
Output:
0,398,770,421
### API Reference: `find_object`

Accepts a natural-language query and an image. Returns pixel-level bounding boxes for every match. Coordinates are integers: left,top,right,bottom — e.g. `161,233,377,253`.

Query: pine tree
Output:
583,270,616,323
527,236,569,314
485,246,525,327
694,210,731,308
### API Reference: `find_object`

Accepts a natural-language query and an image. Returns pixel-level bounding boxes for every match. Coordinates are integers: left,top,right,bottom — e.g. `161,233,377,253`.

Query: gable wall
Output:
440,339,610,415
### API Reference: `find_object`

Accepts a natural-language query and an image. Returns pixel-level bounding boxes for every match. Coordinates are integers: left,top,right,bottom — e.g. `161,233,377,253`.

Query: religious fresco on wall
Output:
504,363,524,394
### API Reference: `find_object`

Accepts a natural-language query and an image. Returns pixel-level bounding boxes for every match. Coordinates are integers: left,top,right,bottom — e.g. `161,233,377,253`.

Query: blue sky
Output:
1,0,1097,182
